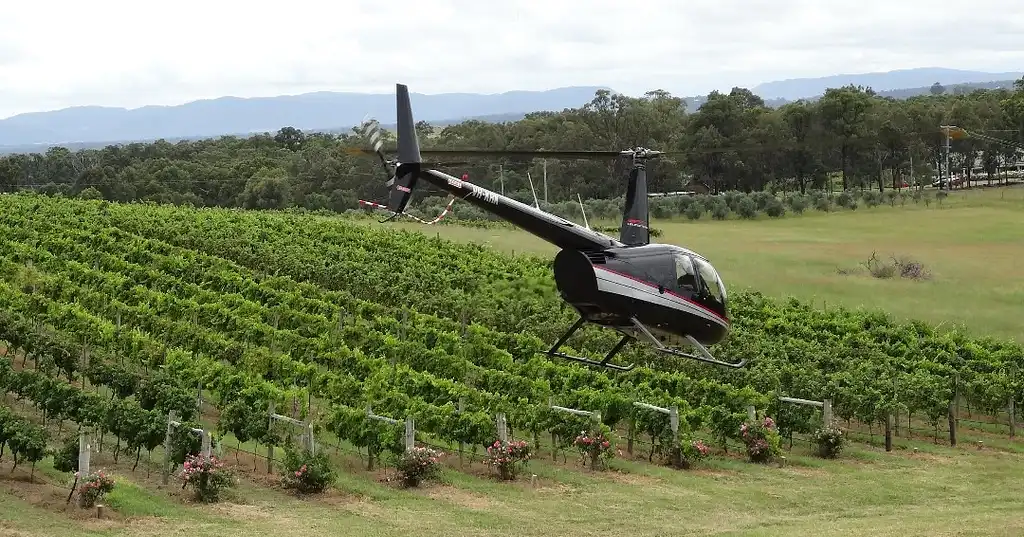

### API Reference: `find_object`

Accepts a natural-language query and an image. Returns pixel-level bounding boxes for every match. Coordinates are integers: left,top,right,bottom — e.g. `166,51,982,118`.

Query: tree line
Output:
0,78,1022,212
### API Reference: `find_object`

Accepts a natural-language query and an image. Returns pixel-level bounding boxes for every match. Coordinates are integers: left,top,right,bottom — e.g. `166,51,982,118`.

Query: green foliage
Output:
572,424,615,470
180,453,234,503
395,446,444,487
7,81,1021,222
77,469,115,508
484,439,531,481
812,425,846,459
281,448,335,494
1,192,1023,495
740,416,782,464
680,438,711,468
52,435,79,473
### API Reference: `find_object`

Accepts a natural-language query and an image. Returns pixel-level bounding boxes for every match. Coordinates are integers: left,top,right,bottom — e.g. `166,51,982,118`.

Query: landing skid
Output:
543,316,747,372
545,317,636,372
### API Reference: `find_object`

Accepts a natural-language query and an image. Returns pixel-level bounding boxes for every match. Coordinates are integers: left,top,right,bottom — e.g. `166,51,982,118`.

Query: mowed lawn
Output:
3,439,1024,537
385,186,1024,341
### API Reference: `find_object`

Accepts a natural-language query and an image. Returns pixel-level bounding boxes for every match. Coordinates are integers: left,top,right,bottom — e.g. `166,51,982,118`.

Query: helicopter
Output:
348,83,745,372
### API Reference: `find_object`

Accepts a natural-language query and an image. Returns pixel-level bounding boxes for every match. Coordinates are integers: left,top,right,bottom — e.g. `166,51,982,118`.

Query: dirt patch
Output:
424,484,493,509
0,462,129,527
904,450,954,464
777,465,828,477
206,501,274,521
690,467,740,478
599,468,661,486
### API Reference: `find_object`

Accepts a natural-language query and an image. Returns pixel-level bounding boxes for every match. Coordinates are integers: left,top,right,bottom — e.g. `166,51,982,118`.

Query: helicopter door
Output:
674,253,698,294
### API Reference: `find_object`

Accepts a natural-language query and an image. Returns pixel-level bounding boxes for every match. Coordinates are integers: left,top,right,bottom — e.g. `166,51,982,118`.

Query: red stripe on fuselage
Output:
593,266,730,326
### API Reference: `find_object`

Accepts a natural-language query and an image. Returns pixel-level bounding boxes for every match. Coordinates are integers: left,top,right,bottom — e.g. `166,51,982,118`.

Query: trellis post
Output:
634,401,681,467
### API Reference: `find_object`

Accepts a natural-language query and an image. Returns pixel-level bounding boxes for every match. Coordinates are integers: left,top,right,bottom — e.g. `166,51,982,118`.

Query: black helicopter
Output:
349,83,745,372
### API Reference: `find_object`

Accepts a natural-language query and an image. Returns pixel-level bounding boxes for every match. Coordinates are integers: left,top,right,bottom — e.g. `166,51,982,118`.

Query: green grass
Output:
387,186,1024,341
3,435,1024,537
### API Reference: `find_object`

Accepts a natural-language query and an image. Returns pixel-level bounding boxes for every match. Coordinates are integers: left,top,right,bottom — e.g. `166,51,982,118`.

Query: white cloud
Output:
0,0,1022,117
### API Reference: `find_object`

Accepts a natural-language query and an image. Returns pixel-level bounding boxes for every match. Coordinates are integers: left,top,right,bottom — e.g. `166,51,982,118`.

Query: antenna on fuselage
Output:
577,193,590,230
527,172,540,209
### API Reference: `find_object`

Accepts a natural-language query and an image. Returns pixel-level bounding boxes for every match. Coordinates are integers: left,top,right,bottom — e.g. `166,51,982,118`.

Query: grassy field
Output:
3,421,1024,537
385,185,1024,341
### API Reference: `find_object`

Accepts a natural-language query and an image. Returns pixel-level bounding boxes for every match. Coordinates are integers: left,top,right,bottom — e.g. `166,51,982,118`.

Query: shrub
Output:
52,436,78,473
786,194,808,214
764,198,786,218
679,439,711,469
281,448,335,494
862,191,881,207
735,197,758,219
684,203,703,220
484,439,531,481
740,416,782,464
395,446,443,487
710,202,729,220
814,196,830,212
835,192,854,208
812,425,845,459
180,453,234,503
573,426,615,470
77,469,115,508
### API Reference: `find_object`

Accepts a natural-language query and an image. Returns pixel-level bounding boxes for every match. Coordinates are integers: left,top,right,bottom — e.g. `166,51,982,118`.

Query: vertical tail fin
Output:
620,165,650,245
386,83,422,214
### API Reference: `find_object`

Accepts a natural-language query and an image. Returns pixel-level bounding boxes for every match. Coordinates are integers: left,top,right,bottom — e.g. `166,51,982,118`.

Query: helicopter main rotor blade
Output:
345,148,685,159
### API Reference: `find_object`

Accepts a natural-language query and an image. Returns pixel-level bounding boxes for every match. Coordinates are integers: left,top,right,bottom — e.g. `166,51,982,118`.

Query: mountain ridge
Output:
2,67,1021,151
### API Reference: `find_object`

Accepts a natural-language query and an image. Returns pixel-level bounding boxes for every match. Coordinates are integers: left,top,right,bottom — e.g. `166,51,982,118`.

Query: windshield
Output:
673,253,698,293
692,257,727,305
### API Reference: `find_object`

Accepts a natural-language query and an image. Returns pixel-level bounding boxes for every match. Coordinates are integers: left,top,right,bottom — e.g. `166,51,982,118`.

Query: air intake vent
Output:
584,251,607,264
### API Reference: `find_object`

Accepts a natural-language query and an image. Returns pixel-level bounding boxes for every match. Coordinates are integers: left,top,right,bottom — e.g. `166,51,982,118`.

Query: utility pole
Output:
543,160,548,203
940,125,958,190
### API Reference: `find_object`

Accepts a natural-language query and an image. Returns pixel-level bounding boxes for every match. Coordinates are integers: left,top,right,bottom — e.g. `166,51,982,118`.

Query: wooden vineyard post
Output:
267,402,275,474
885,413,893,452
162,410,176,485
457,398,465,466
747,405,756,422
1010,398,1016,439
549,400,602,467
496,413,509,443
78,430,91,481
548,396,557,461
366,406,415,469
200,430,212,458
404,417,416,451
778,396,839,455
948,373,959,447
633,401,680,468
269,402,317,457
163,410,209,485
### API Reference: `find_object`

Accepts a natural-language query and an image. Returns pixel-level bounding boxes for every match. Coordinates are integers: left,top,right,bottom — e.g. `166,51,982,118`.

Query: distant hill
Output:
1,67,1021,152
753,67,1023,100
0,87,608,147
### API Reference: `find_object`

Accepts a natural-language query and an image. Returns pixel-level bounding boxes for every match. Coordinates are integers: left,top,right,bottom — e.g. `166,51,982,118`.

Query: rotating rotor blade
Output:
344,148,685,159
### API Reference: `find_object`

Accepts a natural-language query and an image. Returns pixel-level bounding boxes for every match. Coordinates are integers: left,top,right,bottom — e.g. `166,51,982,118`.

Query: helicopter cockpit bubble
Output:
692,257,727,308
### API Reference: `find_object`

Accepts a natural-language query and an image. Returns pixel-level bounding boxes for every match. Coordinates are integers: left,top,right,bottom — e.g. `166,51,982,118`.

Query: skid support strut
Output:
544,317,636,372
628,317,747,368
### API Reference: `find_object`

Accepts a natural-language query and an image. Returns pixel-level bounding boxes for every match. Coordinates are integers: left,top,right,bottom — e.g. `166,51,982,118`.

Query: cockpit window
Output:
692,257,726,304
674,253,697,293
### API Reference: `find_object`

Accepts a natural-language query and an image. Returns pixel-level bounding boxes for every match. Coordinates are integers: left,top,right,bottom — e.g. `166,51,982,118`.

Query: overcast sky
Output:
1,0,1021,118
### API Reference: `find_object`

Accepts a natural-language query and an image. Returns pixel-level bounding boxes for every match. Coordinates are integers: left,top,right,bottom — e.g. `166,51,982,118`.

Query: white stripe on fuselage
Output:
593,266,727,327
